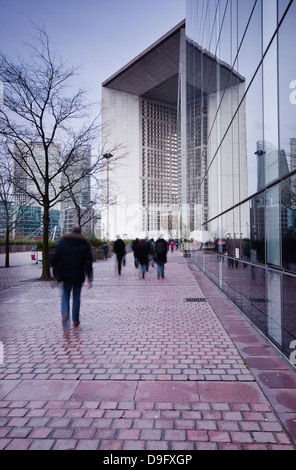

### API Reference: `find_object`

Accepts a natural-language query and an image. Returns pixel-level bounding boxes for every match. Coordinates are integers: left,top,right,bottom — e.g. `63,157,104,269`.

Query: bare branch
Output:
0,26,127,278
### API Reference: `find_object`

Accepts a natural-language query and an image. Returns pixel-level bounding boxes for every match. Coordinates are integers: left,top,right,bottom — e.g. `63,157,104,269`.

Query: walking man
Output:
113,237,126,275
155,236,168,279
137,239,150,279
53,225,93,332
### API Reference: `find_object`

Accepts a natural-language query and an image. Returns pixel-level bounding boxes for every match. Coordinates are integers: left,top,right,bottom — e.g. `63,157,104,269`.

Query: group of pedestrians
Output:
131,237,168,279
52,226,171,333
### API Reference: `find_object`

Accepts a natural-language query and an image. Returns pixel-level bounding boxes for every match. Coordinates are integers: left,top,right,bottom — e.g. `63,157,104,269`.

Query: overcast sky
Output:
0,0,185,105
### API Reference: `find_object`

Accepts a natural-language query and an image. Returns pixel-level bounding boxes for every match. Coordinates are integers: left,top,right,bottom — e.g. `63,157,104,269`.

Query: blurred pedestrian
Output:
169,240,175,253
113,237,126,275
155,236,168,279
149,238,155,267
131,238,139,268
102,242,109,260
53,225,93,332
137,239,149,279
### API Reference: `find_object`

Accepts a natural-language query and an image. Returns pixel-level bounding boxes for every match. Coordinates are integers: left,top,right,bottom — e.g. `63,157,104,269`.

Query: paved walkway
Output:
0,250,295,450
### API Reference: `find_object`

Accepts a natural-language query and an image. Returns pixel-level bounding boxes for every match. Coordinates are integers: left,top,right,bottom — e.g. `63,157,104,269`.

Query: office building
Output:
101,0,296,361
102,18,248,241
187,0,296,361
60,148,93,234
102,21,185,240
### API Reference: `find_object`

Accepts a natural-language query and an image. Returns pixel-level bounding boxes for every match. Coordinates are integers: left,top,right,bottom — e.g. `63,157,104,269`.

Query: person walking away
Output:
155,237,168,279
113,237,126,275
149,238,155,267
169,240,175,253
53,225,93,332
102,242,109,260
137,239,149,279
131,238,139,268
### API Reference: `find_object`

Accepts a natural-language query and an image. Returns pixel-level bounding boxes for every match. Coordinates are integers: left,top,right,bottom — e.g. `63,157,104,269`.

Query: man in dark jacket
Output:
113,237,126,275
155,237,168,279
137,239,150,279
53,225,93,330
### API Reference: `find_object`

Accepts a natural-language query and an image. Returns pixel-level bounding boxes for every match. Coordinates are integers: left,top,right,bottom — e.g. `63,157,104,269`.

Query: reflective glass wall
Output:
185,0,296,361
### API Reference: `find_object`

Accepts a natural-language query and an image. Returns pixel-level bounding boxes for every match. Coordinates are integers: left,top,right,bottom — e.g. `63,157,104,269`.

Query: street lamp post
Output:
103,153,113,241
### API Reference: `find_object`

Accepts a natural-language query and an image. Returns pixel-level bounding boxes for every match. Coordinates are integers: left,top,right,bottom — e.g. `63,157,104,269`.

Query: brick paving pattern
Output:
0,251,296,450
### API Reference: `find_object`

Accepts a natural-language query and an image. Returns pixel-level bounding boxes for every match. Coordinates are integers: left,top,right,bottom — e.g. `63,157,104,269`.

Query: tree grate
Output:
184,297,206,302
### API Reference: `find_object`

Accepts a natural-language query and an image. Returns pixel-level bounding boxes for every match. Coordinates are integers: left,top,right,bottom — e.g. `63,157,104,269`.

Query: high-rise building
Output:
102,22,185,240
101,19,248,241
60,148,93,234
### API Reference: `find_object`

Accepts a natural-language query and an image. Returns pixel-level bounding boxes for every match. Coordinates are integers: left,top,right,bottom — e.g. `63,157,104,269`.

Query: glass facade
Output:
14,206,42,238
186,0,296,361
101,4,296,358
14,206,61,239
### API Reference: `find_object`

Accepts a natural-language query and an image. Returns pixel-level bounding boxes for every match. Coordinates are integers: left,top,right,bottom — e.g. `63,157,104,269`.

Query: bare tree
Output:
61,169,96,231
63,164,122,235
0,150,34,266
0,27,124,279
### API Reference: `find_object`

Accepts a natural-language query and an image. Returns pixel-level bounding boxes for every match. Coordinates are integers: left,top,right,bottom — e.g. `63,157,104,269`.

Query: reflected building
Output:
101,0,296,362
187,0,296,362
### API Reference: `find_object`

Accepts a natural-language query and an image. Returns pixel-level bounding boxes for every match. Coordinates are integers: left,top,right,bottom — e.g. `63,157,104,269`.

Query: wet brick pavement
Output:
0,250,296,450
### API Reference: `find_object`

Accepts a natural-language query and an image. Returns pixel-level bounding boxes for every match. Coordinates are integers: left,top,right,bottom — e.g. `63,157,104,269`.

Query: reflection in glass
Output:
262,0,277,52
250,194,265,265
251,265,267,334
282,175,296,272
245,68,263,197
237,0,262,81
283,274,296,357
241,262,252,318
279,0,296,175
266,185,281,266
278,0,292,20
267,270,282,347
263,41,279,184
186,0,296,361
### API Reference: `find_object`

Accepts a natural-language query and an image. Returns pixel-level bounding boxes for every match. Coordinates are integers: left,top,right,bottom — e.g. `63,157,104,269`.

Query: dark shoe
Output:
73,321,80,327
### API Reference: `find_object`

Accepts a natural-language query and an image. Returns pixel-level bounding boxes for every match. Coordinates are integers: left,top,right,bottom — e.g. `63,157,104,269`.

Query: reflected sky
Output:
186,0,296,198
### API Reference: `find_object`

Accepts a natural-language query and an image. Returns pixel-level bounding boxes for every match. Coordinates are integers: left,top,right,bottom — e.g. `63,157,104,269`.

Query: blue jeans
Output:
140,263,147,278
157,263,165,279
61,282,82,324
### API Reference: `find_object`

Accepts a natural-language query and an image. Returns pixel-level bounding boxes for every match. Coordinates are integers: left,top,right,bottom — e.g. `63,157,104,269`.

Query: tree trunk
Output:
5,226,10,268
40,205,51,280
